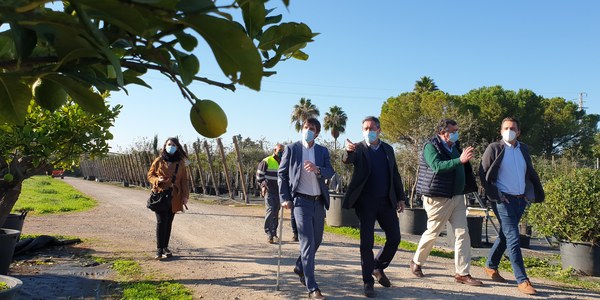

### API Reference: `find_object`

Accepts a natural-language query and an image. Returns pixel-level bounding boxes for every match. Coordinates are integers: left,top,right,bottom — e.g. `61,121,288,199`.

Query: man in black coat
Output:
342,116,406,298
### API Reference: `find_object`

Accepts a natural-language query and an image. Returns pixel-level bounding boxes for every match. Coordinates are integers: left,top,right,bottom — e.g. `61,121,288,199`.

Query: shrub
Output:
528,168,600,245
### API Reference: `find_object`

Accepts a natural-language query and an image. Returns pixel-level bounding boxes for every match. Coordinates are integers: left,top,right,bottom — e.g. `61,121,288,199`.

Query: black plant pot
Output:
326,193,359,228
560,242,600,276
400,208,428,235
0,228,20,275
1,212,27,241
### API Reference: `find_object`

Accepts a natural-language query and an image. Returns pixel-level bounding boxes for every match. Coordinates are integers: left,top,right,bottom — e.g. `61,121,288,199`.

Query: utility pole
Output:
579,92,587,111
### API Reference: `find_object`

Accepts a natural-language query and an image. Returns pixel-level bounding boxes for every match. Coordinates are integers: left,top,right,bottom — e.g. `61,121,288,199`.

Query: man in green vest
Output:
257,144,297,243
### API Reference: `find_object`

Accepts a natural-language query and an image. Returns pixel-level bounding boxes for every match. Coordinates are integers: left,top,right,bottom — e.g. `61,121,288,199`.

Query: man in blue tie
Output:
278,117,334,300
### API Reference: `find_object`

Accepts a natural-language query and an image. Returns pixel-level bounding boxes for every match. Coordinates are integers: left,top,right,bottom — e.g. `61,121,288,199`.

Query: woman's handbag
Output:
147,163,179,212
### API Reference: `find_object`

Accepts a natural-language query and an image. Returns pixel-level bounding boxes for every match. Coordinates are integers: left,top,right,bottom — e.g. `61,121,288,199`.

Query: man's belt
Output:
502,192,527,199
296,193,321,201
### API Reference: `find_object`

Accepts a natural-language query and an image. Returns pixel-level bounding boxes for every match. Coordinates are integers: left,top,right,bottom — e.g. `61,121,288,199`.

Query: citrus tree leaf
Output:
9,22,36,60
46,74,105,114
0,76,30,125
177,54,199,86
77,0,150,36
177,0,216,13
123,69,151,88
184,14,262,90
237,0,266,39
174,31,198,52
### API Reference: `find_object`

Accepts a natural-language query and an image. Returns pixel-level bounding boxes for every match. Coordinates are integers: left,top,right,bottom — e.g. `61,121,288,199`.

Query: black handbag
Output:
147,163,179,212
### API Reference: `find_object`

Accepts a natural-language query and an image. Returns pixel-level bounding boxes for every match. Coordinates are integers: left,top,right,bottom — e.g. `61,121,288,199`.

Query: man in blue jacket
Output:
278,117,334,300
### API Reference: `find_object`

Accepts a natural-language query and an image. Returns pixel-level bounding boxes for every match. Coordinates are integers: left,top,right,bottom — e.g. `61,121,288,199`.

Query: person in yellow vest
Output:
257,144,297,243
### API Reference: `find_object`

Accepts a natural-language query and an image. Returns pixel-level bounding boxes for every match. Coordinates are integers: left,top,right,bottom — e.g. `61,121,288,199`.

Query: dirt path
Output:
19,177,600,299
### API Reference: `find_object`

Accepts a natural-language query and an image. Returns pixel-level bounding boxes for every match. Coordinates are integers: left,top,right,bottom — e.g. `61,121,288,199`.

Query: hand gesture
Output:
158,176,170,183
459,146,474,164
303,160,318,173
282,201,293,209
345,139,356,152
397,201,405,213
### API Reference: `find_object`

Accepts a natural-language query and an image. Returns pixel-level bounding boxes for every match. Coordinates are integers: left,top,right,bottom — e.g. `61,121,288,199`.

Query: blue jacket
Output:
278,141,334,209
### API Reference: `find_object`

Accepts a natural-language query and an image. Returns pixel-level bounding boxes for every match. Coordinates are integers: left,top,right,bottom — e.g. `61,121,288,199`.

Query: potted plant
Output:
528,168,600,276
0,274,23,300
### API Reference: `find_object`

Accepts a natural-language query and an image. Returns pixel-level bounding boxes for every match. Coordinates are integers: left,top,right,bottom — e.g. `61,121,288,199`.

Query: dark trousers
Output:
291,206,298,235
355,198,401,284
155,210,175,249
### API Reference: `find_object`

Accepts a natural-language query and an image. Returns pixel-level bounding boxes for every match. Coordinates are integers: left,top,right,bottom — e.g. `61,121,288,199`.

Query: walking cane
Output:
276,207,285,291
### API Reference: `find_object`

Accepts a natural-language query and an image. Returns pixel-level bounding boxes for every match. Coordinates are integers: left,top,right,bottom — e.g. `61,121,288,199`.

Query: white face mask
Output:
302,129,315,143
363,130,378,144
502,130,517,142
166,145,177,154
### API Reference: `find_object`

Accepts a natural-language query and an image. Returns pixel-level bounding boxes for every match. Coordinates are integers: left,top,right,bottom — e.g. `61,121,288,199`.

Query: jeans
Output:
155,210,175,249
486,195,529,283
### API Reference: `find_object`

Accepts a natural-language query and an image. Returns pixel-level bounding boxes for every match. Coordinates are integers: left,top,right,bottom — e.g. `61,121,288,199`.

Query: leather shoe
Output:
364,283,375,298
308,289,325,300
409,260,424,277
293,266,306,286
455,274,483,286
372,269,391,287
518,280,537,295
484,267,507,283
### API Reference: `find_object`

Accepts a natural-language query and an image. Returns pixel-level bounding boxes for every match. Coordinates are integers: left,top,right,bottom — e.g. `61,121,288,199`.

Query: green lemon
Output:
32,78,68,111
3,173,14,183
190,100,228,138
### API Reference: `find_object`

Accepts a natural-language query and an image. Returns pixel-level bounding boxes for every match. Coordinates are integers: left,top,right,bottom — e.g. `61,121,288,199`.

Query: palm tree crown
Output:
291,98,320,132
323,105,347,149
414,76,439,93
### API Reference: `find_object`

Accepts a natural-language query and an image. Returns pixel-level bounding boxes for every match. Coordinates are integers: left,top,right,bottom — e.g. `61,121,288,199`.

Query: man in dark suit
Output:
342,116,406,298
278,117,334,300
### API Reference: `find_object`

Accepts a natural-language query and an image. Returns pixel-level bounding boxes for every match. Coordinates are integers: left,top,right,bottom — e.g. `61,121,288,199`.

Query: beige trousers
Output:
412,194,471,275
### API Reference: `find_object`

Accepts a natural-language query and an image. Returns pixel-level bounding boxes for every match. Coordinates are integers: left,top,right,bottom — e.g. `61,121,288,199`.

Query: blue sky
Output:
107,1,600,151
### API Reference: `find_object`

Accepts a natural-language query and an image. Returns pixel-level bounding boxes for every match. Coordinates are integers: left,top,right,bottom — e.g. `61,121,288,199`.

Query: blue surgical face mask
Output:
302,129,315,143
363,130,378,144
166,145,177,155
448,131,459,143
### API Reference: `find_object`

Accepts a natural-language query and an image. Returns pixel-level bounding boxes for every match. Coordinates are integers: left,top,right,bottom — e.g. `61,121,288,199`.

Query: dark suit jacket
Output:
278,141,334,209
342,141,406,209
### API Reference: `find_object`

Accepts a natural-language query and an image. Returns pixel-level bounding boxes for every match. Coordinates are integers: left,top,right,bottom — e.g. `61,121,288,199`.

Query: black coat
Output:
341,141,406,209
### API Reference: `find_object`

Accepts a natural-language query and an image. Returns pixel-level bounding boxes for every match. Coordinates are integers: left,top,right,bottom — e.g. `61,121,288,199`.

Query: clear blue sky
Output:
107,1,600,151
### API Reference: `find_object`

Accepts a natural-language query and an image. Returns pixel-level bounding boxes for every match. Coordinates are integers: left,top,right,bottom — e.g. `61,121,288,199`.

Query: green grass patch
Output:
324,225,454,259
112,260,192,300
20,234,80,240
471,256,600,291
12,176,96,215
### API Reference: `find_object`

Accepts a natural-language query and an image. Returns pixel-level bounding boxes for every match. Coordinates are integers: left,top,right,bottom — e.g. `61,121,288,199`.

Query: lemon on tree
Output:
32,78,68,111
190,100,228,138
3,173,13,183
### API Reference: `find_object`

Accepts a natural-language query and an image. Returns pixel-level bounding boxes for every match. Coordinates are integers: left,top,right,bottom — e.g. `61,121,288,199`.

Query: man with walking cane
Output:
278,117,334,300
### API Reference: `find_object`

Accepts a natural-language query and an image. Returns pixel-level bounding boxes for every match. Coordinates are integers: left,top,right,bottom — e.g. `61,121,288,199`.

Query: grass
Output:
324,225,454,259
12,176,96,214
112,259,192,300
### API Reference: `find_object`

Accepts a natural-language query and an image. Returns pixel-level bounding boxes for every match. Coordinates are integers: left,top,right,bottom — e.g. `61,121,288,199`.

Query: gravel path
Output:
19,177,600,299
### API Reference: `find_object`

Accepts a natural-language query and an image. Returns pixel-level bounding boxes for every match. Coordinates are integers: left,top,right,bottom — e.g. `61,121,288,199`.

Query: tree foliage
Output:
413,76,439,93
290,97,319,132
0,98,120,224
0,0,316,136
323,105,347,149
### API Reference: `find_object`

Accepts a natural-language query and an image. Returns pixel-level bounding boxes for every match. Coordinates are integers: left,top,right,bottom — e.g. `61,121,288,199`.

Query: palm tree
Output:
291,97,320,132
414,76,439,93
323,106,347,150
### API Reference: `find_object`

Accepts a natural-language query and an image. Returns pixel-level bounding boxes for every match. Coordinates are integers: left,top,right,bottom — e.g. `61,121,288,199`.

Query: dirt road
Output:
20,177,600,299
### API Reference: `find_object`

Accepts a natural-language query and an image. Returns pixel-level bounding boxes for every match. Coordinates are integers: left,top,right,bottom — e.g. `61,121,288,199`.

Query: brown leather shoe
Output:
372,269,391,287
455,274,483,286
518,280,537,295
484,267,507,283
308,289,325,300
409,260,424,277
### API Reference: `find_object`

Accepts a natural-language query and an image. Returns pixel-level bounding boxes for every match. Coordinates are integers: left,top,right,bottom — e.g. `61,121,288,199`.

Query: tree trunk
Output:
0,181,23,226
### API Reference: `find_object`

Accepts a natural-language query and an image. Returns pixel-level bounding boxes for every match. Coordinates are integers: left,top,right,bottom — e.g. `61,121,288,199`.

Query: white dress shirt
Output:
496,141,527,196
295,143,321,196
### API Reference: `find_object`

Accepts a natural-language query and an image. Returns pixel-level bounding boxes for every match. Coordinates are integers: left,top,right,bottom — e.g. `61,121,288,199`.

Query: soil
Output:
9,177,600,299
